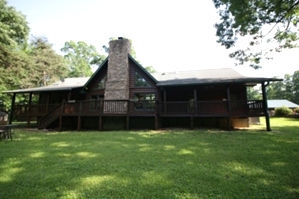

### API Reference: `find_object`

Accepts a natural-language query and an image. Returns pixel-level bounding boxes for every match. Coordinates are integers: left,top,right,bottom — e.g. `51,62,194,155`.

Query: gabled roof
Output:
3,65,281,94
152,68,281,86
268,99,299,109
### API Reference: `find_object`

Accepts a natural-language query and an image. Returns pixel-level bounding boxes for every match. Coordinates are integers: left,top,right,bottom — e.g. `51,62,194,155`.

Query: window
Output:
95,75,107,90
134,72,151,87
134,93,155,111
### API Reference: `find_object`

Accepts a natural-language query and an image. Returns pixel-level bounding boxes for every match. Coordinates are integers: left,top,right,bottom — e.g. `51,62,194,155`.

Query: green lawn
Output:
0,118,298,199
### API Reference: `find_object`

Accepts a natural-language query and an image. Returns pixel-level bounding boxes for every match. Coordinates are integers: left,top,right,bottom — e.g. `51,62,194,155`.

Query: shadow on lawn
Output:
0,129,299,198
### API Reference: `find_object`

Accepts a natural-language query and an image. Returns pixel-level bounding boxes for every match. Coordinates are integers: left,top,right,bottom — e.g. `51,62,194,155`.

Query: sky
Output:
6,0,299,78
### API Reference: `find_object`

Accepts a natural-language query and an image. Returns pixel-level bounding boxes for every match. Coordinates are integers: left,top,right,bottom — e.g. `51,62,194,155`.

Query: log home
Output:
5,38,280,131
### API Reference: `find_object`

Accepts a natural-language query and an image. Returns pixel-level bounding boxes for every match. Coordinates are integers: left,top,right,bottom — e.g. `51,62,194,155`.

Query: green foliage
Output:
213,0,299,68
247,87,262,100
29,37,67,86
292,71,299,103
274,106,293,116
0,0,29,47
267,71,299,104
61,41,106,77
1,118,299,198
0,0,30,109
294,107,299,113
144,66,157,73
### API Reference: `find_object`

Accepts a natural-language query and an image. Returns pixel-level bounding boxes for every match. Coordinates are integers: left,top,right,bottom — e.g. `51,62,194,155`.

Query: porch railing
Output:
13,100,265,117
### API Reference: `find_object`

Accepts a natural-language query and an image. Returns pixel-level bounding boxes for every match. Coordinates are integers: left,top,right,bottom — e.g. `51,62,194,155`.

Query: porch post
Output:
126,116,129,130
163,89,167,114
193,88,198,113
46,93,50,113
226,85,232,130
262,82,271,131
67,92,71,101
27,92,33,127
9,93,16,124
155,100,159,130
59,101,65,131
59,116,62,131
77,102,82,131
99,116,103,131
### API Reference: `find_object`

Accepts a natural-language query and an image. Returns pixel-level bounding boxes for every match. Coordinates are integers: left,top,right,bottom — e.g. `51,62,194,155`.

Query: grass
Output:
0,118,298,199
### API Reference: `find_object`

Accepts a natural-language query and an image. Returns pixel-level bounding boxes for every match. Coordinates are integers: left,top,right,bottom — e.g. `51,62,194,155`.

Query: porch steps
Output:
38,103,63,129
38,114,59,129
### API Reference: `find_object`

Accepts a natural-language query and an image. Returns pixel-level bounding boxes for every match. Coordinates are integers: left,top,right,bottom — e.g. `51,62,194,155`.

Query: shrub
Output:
274,106,293,117
294,107,299,114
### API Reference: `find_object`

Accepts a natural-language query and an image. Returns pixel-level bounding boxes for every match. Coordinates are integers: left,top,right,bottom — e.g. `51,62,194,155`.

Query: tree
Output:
267,76,291,100
29,37,67,86
213,0,299,69
0,0,29,47
61,41,106,77
0,0,30,109
247,87,262,100
144,66,157,73
292,70,299,103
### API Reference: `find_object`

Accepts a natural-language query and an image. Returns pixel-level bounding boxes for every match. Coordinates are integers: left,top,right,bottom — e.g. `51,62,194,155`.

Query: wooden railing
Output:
13,100,265,118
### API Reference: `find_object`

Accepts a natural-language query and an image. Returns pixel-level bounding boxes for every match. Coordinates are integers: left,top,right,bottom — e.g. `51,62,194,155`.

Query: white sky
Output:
7,0,299,78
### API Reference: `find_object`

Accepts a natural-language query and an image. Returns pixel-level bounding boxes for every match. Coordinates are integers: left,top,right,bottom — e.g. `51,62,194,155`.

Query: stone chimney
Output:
104,38,131,100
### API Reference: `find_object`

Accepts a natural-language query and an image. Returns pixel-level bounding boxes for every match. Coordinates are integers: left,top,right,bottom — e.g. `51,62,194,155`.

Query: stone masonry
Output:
104,38,131,113
104,38,131,100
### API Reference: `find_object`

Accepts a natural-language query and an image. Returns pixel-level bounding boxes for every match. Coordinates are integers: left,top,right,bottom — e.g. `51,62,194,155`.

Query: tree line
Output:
247,70,299,104
0,1,116,109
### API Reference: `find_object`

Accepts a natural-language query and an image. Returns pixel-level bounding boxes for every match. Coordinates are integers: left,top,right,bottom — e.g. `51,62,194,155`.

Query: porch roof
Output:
152,68,280,86
4,77,89,93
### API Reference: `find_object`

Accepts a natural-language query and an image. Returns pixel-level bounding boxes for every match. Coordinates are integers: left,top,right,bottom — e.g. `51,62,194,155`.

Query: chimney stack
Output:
104,38,131,100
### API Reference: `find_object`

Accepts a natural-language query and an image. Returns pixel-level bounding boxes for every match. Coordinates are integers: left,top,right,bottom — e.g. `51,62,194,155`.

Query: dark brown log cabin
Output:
5,38,281,131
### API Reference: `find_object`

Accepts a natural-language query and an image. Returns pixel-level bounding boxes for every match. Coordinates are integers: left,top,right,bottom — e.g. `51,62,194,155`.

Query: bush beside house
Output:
274,106,293,117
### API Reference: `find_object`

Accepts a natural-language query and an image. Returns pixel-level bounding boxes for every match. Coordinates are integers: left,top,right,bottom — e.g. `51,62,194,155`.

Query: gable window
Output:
134,93,155,111
95,75,107,90
134,71,151,87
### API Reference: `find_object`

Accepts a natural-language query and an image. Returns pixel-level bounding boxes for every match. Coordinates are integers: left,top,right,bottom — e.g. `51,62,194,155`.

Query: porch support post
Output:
77,116,81,131
155,115,159,130
99,116,103,131
59,116,62,131
58,101,65,131
27,92,33,127
190,116,194,129
226,85,232,130
77,102,82,131
67,92,71,101
9,93,16,124
193,88,197,114
163,89,167,114
262,82,271,131
155,100,159,130
46,93,50,113
126,116,129,130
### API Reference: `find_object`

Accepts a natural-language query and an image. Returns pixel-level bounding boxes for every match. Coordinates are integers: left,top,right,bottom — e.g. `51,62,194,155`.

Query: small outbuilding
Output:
268,99,298,109
268,99,299,116
0,110,8,125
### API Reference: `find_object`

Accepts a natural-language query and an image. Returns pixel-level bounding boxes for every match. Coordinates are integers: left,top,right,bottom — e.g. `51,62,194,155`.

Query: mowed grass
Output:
0,118,298,199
